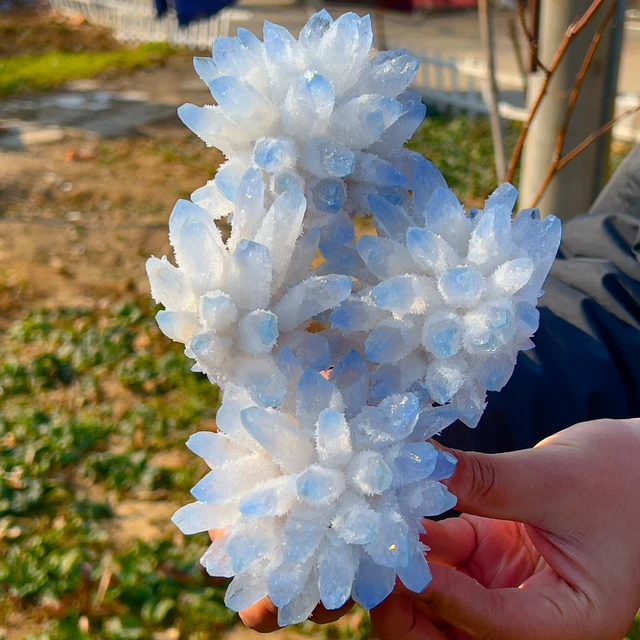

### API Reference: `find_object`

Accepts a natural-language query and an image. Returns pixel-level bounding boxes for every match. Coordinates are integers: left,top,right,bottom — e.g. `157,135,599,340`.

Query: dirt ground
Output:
0,117,224,327
0,8,218,329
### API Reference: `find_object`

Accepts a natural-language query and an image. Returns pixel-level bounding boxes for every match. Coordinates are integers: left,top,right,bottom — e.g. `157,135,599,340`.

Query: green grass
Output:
0,43,174,96
408,111,632,203
0,299,373,639
0,299,636,639
407,113,521,203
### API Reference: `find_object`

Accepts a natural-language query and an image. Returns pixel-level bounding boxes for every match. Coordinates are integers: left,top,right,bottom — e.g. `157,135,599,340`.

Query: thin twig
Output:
535,0,618,200
531,105,640,206
479,0,507,182
516,0,549,74
555,0,618,158
508,16,528,92
506,0,607,183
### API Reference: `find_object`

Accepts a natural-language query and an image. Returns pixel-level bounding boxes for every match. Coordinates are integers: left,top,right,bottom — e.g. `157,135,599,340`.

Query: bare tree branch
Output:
506,0,607,183
529,0,618,205
516,0,548,74
531,105,640,206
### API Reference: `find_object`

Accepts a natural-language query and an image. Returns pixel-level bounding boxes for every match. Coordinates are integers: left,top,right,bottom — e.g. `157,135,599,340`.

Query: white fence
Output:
410,47,640,144
48,0,234,48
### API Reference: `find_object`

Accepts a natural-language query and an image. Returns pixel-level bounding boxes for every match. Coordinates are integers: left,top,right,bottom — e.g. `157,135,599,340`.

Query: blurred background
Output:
0,0,639,638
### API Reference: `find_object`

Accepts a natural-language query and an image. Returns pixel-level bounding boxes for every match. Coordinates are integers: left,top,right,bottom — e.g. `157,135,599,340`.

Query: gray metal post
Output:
519,0,620,220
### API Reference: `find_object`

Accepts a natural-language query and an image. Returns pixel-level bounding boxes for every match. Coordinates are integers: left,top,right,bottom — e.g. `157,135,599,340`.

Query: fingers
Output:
238,597,354,633
372,594,453,640
420,517,477,568
239,598,280,633
413,563,587,640
311,601,355,624
443,448,560,526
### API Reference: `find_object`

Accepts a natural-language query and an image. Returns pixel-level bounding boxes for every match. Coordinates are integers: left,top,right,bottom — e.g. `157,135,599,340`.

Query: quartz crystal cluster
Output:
332,178,562,427
147,9,562,627
178,8,425,246
173,364,460,626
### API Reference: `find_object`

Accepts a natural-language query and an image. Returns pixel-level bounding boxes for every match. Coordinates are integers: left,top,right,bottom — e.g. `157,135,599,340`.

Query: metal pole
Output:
519,0,618,219
594,0,627,191
478,0,507,183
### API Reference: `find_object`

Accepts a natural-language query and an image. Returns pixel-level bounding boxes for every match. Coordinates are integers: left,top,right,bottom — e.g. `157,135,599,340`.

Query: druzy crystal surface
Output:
332,177,561,427
147,9,562,626
172,363,459,626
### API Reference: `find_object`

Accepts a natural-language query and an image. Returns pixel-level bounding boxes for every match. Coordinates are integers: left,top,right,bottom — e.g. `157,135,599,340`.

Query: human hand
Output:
372,418,640,640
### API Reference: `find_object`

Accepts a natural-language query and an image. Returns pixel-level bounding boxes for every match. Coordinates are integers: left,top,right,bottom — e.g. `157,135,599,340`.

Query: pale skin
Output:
214,417,640,639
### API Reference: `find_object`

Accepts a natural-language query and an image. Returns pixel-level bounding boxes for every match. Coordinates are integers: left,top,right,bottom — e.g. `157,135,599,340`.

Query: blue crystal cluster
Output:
147,10,562,627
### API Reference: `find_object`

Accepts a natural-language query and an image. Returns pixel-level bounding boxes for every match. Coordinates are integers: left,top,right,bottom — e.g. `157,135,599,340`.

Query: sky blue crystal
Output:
412,404,460,441
227,528,274,574
365,507,409,568
485,182,518,212
215,160,244,200
351,451,393,494
378,186,406,205
413,158,447,214
429,450,458,481
201,539,234,578
356,235,412,280
319,215,355,260
371,364,402,401
159,9,563,626
316,407,352,463
209,76,268,124
365,323,411,364
368,194,411,241
268,560,312,607
318,542,358,610
439,266,485,305
193,56,218,84
212,37,252,78
330,350,369,418
365,48,420,97
296,368,342,430
374,393,420,441
397,544,432,593
330,299,379,332
426,367,464,405
311,178,347,214
421,483,458,516
393,442,439,485
298,8,332,48
333,497,380,544
284,518,323,562
287,332,331,371
241,406,314,472
352,556,396,609
423,317,463,359
372,277,416,314
297,466,344,504
239,309,279,352
239,478,293,518
225,572,268,612
237,26,262,52
254,137,296,173
515,300,540,334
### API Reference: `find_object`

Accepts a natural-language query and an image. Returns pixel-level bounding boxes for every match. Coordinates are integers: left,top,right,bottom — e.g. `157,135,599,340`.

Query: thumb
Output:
443,446,561,526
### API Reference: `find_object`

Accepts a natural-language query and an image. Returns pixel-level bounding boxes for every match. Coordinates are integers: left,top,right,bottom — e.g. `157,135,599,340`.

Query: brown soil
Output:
0,7,120,57
0,126,224,327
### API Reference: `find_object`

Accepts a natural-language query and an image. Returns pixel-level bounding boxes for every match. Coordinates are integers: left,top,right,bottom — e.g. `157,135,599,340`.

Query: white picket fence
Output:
48,0,236,48
409,47,640,144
